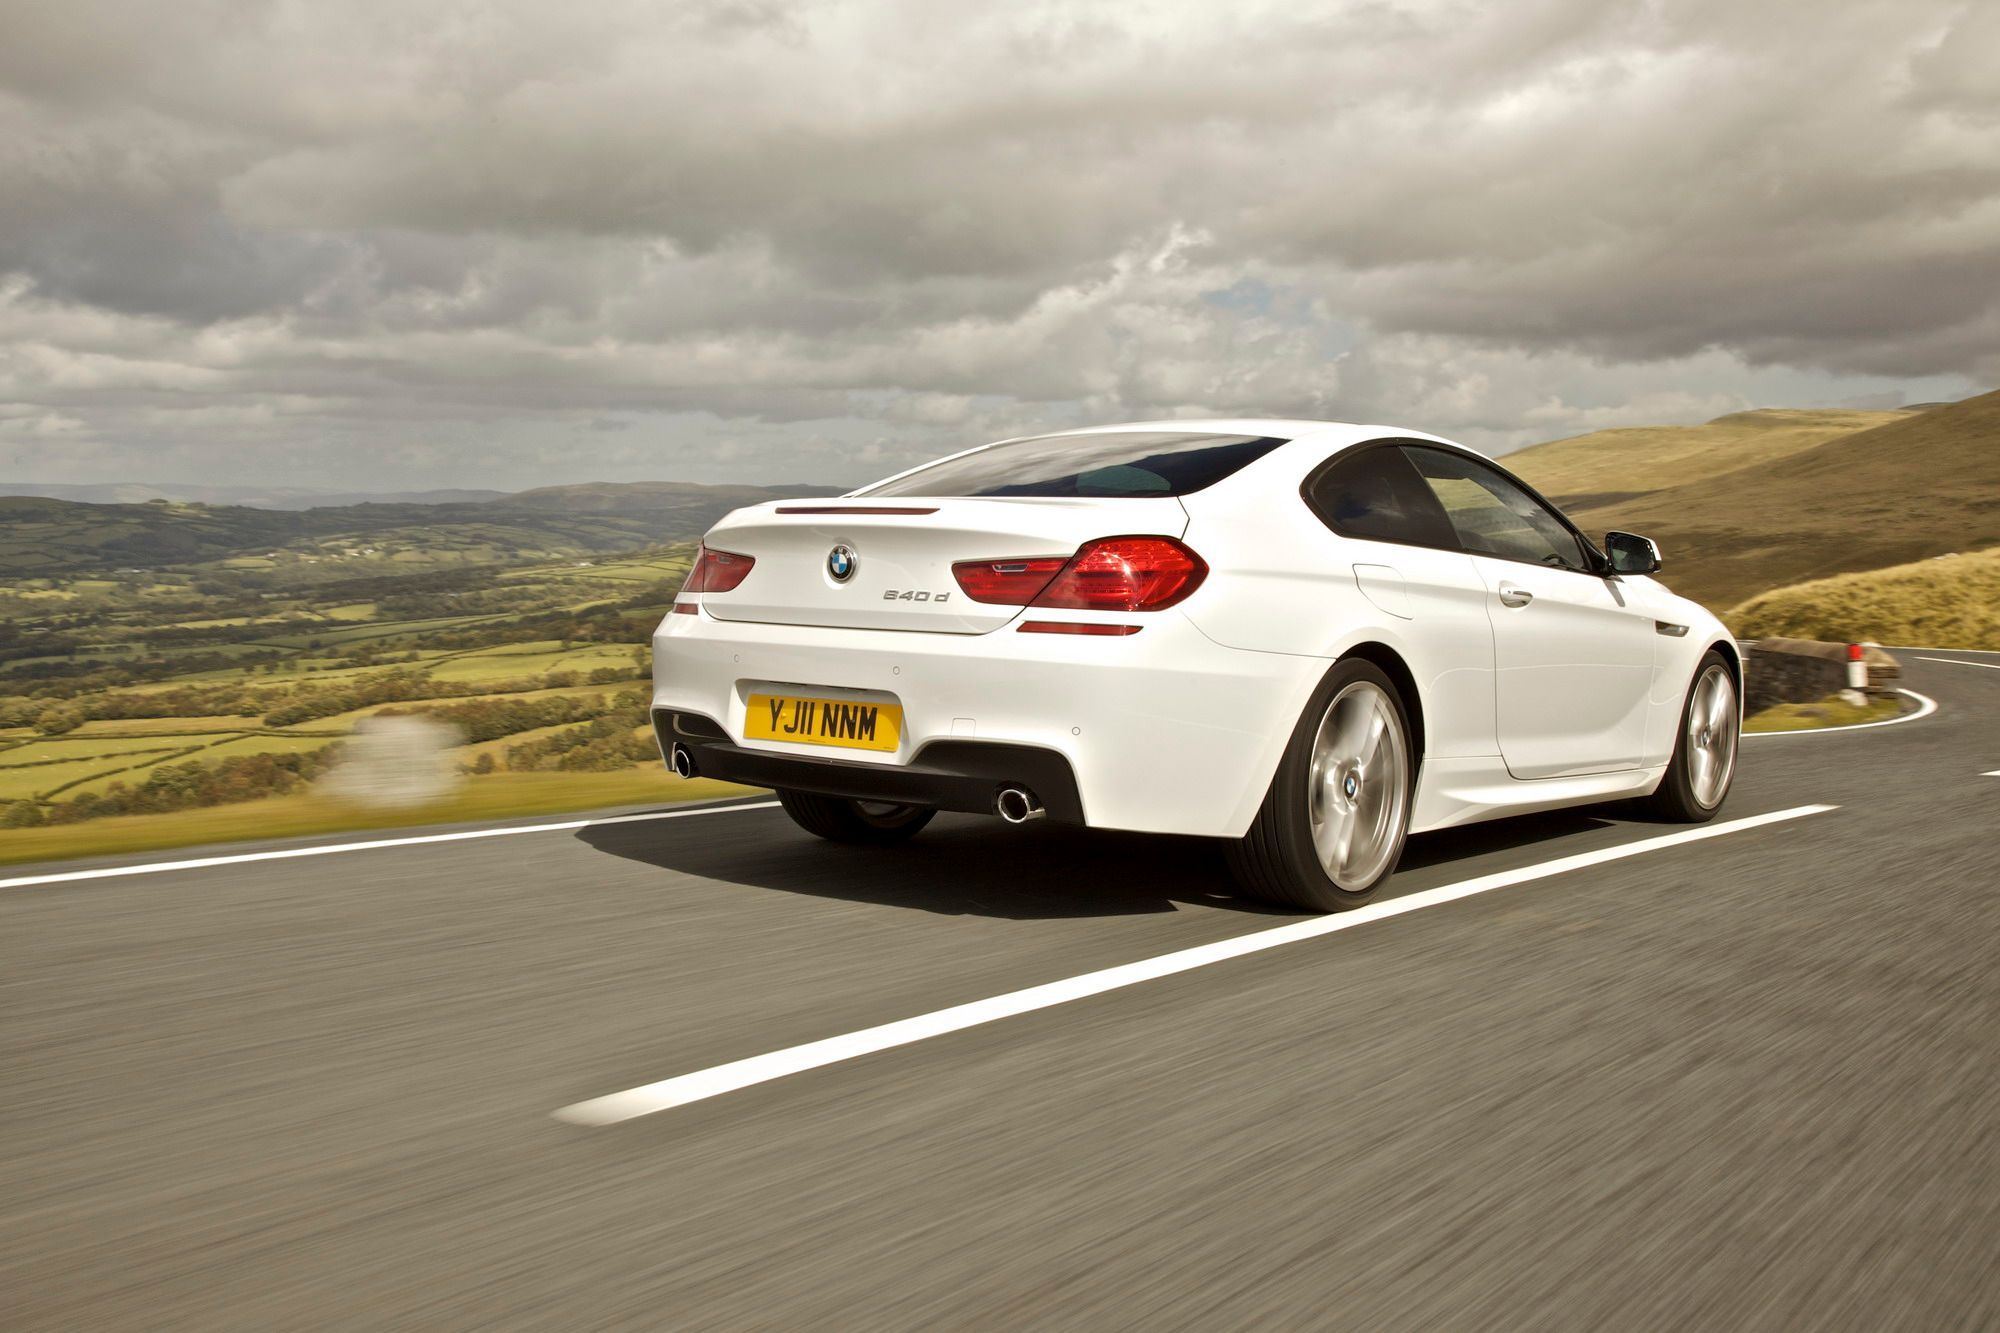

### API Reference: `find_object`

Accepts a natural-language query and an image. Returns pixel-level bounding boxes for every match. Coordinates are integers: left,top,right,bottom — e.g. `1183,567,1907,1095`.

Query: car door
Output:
1402,445,1655,780
1301,443,1497,760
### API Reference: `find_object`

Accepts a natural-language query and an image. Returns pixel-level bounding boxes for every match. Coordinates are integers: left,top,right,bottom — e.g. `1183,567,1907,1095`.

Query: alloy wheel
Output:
1306,680,1409,889
1685,664,1738,809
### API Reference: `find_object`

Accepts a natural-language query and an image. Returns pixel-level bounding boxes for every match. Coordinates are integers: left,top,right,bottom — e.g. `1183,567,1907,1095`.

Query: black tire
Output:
1641,649,1739,822
1225,659,1415,912
776,789,936,844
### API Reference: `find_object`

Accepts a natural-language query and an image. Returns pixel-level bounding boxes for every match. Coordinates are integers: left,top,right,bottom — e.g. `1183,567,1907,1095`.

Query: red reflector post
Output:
1847,642,1865,661
1030,536,1207,612
1017,621,1143,636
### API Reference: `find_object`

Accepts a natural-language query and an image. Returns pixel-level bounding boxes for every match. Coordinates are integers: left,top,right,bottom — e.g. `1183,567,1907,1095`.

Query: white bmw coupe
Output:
652,421,1740,910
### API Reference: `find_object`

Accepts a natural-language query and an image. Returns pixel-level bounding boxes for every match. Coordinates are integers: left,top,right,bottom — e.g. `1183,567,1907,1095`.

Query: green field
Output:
423,643,638,681
206,732,338,756
69,714,266,735
3,733,211,760
0,756,190,801
0,726,339,801
452,720,596,769
0,533,698,851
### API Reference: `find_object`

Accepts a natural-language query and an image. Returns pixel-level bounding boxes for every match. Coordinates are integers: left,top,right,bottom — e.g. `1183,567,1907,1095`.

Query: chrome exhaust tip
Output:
995,786,1044,824
670,743,698,779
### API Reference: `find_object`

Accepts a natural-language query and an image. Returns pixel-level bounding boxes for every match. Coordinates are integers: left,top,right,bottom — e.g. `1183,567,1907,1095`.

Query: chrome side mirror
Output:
1604,530,1661,575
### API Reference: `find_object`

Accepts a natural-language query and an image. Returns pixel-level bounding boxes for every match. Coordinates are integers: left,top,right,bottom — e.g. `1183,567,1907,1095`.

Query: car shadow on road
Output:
579,802,1628,921
1393,808,1621,875
577,812,1276,919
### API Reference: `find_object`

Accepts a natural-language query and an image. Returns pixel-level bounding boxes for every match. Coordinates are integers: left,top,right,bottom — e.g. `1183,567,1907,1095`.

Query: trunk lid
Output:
699,497,1189,633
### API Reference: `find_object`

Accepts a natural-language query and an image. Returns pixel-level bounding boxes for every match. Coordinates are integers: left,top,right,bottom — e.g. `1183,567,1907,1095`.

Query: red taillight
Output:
952,556,1069,605
681,544,755,595
954,538,1207,611
1031,536,1207,612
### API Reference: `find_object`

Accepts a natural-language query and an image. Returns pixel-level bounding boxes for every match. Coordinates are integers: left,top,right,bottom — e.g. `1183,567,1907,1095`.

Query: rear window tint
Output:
1303,445,1458,550
861,431,1288,499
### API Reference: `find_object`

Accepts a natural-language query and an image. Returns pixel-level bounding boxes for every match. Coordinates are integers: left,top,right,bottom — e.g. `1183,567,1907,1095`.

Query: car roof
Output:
1005,418,1339,438
1000,418,1456,444
993,419,1467,452
846,419,1479,498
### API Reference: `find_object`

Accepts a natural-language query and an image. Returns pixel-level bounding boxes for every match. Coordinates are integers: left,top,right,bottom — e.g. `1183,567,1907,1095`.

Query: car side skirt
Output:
1411,756,1667,833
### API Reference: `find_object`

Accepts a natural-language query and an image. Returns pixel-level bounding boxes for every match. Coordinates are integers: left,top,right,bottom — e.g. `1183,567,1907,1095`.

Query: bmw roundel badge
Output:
827,544,857,582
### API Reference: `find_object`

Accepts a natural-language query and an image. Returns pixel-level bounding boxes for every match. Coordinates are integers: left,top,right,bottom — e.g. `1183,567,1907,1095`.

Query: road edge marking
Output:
554,802,1839,1127
1915,655,2000,671
0,799,782,891
1742,688,1937,737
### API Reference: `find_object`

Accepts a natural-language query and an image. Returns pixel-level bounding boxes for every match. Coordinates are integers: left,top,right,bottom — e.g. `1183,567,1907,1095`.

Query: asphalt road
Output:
5,652,1997,1329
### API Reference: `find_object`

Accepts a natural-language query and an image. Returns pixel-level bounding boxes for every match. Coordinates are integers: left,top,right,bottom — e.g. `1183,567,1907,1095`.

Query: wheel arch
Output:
1339,640,1426,770
1222,640,1426,908
1218,637,1432,842
1707,636,1744,713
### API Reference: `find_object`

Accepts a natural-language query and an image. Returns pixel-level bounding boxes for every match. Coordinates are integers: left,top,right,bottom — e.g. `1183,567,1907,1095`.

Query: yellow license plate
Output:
744,693,903,752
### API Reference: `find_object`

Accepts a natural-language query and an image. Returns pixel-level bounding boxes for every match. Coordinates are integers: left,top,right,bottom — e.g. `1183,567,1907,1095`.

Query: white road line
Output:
1742,688,1937,737
555,802,1838,1127
0,799,781,891
1984,771,2000,778
1916,655,2000,671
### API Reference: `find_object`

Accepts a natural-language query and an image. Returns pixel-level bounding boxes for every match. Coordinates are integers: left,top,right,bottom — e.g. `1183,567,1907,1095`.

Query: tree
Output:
34,704,83,735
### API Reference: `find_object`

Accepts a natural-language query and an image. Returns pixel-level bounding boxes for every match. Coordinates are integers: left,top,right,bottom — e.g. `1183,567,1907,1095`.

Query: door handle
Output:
1498,583,1534,608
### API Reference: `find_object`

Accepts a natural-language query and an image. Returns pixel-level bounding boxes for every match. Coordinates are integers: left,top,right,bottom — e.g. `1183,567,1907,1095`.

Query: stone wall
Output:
1743,638,1901,713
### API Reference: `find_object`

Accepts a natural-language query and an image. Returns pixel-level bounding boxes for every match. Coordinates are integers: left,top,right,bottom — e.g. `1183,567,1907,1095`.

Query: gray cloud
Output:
0,0,1992,490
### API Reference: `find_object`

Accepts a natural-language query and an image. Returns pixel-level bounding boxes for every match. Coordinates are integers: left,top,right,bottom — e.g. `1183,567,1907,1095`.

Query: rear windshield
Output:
860,431,1289,499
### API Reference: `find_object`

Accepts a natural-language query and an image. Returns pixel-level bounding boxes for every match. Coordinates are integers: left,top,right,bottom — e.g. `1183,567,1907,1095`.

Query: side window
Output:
1403,446,1593,571
1303,445,1458,550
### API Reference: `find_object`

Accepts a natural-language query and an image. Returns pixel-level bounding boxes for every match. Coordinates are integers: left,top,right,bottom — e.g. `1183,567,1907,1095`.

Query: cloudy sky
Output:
1,0,1993,493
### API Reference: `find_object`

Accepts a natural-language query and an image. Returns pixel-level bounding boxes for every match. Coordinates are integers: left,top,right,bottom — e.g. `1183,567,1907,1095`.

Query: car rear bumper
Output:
651,607,1323,837
656,710,1087,821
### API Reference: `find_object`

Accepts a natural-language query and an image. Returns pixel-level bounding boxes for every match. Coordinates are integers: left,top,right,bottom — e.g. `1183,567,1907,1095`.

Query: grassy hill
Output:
0,480,841,577
503,480,839,513
0,496,661,575
1506,392,2000,609
1504,407,1904,508
1730,546,2000,649
0,482,510,508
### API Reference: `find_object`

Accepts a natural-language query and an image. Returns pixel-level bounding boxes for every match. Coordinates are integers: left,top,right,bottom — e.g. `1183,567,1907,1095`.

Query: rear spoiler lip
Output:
772,506,941,515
